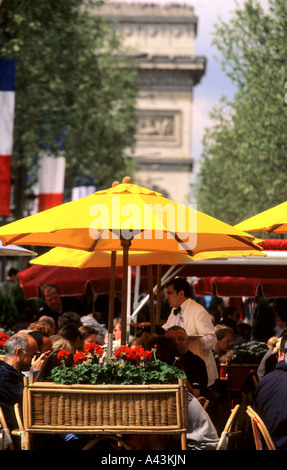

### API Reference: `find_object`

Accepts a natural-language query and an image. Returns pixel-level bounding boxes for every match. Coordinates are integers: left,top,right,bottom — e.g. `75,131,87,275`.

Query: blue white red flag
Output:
0,58,15,216
37,152,66,212
71,177,96,200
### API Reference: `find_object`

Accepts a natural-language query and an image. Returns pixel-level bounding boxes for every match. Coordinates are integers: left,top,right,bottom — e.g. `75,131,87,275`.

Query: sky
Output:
189,0,269,188
110,0,269,188
188,0,238,178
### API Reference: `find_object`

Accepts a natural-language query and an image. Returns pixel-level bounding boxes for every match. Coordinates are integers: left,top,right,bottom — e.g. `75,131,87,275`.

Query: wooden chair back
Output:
197,396,209,410
216,404,241,450
0,406,15,450
246,406,276,450
11,403,26,450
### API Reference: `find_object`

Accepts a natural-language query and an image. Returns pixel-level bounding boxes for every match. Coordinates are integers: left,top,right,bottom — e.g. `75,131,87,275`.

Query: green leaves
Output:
0,0,138,217
196,0,287,226
50,359,186,385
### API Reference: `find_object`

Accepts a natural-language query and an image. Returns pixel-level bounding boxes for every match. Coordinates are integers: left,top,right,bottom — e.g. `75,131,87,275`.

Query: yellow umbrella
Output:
30,244,264,349
235,201,287,234
0,180,262,254
0,178,263,343
30,247,195,269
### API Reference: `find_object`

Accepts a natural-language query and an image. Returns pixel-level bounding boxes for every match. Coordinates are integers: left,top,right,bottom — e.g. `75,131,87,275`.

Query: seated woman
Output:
78,325,99,349
213,326,235,367
35,349,74,382
57,325,82,354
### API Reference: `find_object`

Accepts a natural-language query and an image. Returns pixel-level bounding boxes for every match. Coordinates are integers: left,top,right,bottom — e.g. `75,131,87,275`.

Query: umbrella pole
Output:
130,265,179,320
147,265,156,334
120,237,131,345
156,264,162,324
107,251,116,358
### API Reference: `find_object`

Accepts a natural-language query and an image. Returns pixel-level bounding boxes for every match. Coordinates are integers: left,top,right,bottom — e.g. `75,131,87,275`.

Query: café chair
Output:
197,396,209,410
11,403,25,450
246,406,276,450
0,406,15,450
216,404,242,450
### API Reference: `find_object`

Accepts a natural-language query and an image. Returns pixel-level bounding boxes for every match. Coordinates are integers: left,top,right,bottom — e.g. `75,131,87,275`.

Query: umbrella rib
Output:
267,224,282,234
88,230,108,251
174,233,194,256
1,234,29,246
228,235,262,250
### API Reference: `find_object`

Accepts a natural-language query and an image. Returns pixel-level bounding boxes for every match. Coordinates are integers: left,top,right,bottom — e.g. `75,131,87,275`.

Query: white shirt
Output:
162,298,218,387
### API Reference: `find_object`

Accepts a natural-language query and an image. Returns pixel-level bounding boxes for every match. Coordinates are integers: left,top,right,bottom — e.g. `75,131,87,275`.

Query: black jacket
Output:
255,360,287,449
0,360,24,431
181,349,208,396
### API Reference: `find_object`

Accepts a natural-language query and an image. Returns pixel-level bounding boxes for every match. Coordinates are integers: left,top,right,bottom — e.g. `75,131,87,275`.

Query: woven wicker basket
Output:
23,377,188,449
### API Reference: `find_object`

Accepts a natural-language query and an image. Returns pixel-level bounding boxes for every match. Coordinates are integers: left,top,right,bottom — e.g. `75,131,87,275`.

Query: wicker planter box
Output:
23,377,188,450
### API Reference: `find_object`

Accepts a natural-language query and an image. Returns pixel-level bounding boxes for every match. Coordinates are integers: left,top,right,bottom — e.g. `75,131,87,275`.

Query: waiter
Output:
135,277,218,388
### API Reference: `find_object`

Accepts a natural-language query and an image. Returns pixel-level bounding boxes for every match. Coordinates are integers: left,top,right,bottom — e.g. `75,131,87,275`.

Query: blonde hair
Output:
28,321,52,336
50,334,73,352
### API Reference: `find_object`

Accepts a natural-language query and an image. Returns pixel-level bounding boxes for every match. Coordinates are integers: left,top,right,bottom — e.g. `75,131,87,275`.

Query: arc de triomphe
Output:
96,2,206,204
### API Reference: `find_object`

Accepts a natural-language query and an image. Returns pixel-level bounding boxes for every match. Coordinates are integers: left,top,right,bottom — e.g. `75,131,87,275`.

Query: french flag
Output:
37,151,66,212
37,120,66,212
0,58,15,216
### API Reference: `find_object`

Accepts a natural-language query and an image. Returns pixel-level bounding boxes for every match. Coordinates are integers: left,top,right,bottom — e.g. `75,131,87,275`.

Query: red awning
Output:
193,276,287,298
18,264,138,298
192,239,287,298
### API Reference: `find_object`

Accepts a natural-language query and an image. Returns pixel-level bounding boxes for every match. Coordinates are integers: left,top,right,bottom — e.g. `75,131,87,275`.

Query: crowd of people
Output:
1,272,287,450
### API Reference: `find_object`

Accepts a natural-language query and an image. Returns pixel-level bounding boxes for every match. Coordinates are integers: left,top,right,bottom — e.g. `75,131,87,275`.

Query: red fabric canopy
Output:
259,238,287,250
192,239,287,298
18,264,138,299
193,276,287,298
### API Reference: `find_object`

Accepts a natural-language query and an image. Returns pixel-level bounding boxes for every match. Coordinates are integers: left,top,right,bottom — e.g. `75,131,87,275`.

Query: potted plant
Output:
50,343,186,385
23,343,188,450
220,341,268,390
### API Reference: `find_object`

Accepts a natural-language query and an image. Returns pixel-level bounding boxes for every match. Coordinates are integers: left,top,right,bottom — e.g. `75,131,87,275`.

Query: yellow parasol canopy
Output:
0,180,262,256
30,246,264,269
235,201,287,234
0,178,263,345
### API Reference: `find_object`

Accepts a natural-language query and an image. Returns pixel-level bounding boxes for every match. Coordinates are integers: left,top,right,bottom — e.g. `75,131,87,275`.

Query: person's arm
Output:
194,309,216,352
132,321,151,328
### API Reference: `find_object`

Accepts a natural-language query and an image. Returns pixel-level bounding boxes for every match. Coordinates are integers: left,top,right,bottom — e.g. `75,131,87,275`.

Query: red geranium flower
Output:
0,332,10,347
74,351,88,364
84,342,104,356
57,349,71,362
114,345,153,362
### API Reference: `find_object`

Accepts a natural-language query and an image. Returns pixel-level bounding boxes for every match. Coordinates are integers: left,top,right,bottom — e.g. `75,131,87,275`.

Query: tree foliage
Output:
195,0,287,226
0,0,138,217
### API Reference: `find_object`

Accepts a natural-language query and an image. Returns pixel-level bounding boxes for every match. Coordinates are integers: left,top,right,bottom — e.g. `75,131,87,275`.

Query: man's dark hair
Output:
7,267,19,277
279,331,287,355
41,283,60,297
58,311,81,329
58,325,82,343
28,330,44,351
166,325,188,336
166,277,192,298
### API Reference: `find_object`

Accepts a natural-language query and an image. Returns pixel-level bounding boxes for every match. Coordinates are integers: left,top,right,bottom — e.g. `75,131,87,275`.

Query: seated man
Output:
165,326,208,398
254,331,287,450
0,334,38,436
38,283,88,326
